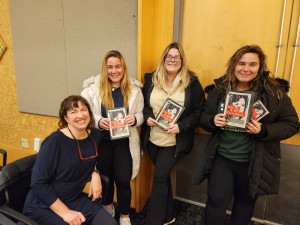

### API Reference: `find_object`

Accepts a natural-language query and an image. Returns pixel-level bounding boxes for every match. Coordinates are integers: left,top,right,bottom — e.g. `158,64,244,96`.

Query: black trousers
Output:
146,141,180,225
25,194,117,225
205,154,257,225
97,138,132,215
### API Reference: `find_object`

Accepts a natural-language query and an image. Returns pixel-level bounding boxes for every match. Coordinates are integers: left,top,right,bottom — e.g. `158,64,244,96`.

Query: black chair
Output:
0,154,38,225
0,154,110,224
0,148,7,171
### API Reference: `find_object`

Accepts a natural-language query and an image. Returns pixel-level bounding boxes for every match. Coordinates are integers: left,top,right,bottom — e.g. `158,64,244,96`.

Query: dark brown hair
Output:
218,45,282,100
58,95,95,129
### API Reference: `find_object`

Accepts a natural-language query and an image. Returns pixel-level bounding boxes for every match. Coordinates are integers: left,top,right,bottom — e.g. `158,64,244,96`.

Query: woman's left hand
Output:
125,115,135,126
89,172,102,202
165,124,180,134
246,118,262,134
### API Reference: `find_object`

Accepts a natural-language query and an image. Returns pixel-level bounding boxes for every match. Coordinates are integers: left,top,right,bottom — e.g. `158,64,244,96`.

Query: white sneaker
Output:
120,217,131,225
164,217,175,224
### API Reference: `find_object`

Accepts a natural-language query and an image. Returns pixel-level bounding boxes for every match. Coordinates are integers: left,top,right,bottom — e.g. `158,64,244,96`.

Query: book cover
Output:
223,90,255,132
155,98,185,130
106,107,130,140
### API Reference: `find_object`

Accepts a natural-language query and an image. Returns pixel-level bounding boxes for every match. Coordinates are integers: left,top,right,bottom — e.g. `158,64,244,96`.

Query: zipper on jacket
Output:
248,139,255,175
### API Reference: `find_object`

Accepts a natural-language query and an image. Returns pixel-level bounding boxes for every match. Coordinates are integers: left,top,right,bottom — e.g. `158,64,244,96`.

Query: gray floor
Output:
112,199,263,225
176,133,300,225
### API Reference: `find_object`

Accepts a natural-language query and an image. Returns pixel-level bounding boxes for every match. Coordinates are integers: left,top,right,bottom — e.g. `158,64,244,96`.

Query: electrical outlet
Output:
21,139,29,148
34,138,41,152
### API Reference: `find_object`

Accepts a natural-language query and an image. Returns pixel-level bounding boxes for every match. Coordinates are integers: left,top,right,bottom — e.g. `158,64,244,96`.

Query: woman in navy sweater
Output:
23,95,117,225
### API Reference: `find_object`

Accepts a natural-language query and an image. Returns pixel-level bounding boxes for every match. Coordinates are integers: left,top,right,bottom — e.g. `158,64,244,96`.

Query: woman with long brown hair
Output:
81,50,144,225
192,45,300,225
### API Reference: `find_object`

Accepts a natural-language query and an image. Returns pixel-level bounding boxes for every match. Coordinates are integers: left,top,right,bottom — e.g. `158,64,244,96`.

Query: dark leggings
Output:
146,141,180,225
97,138,132,215
205,154,257,225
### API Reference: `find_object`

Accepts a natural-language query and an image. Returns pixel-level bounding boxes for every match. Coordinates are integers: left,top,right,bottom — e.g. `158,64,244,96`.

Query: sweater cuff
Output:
255,124,268,138
209,115,217,128
132,115,137,127
98,118,104,130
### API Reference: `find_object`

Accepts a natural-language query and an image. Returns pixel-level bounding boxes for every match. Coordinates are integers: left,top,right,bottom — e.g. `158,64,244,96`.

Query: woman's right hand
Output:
63,210,85,225
214,114,228,127
99,118,110,130
147,117,157,127
89,172,102,202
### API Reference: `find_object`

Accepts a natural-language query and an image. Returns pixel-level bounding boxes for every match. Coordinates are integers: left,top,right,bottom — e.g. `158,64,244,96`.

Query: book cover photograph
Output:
252,100,269,121
224,90,255,132
155,98,185,130
106,107,130,140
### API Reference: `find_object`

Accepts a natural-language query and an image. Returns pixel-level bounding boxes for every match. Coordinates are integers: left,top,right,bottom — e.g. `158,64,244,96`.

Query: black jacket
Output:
192,76,300,197
141,72,205,157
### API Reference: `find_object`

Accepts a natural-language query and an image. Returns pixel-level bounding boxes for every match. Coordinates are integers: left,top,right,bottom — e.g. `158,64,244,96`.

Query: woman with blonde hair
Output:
81,50,144,225
141,42,205,225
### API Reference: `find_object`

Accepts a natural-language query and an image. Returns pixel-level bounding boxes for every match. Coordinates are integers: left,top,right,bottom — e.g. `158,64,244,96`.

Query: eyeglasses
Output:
165,54,182,62
68,127,98,160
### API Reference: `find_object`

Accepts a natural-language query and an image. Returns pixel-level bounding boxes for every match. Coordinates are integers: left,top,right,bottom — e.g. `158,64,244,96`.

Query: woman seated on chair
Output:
23,95,117,225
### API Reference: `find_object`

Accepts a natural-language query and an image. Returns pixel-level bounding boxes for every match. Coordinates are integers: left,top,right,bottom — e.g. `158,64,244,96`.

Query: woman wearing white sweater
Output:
81,50,144,225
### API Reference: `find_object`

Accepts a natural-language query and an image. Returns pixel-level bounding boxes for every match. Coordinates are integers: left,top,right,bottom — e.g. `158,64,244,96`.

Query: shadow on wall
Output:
176,133,300,225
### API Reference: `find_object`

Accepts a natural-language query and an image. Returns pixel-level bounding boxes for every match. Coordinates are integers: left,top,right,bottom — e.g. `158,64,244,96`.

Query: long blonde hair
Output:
99,50,131,109
152,42,190,91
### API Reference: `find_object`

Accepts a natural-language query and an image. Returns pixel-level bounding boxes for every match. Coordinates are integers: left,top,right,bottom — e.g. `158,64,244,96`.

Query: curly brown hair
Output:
58,95,95,129
217,45,282,100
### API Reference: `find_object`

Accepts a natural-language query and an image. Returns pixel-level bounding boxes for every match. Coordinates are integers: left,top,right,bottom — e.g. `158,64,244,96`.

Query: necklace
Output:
67,127,98,160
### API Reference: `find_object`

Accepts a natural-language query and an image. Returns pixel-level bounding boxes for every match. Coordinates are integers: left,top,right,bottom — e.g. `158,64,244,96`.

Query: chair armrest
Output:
0,205,38,225
0,212,17,225
100,174,110,203
100,174,109,185
0,149,7,168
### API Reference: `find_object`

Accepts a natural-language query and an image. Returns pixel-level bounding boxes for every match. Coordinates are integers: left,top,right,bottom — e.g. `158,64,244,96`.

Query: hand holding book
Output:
155,98,185,130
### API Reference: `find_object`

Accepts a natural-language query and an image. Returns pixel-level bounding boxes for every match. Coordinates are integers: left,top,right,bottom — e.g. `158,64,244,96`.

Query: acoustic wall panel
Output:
9,0,137,116
10,0,67,116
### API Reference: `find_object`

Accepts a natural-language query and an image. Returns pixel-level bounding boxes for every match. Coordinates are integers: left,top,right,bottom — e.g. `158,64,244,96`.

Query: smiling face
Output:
64,101,90,132
234,53,260,90
164,48,182,76
107,57,124,87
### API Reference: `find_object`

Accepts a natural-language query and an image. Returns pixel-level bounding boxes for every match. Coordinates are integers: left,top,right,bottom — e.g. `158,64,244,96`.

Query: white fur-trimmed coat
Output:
81,74,144,179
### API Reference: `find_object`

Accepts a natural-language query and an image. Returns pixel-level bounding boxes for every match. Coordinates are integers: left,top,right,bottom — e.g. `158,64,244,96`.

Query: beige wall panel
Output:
182,0,284,87
9,0,137,116
9,0,68,116
63,0,138,95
